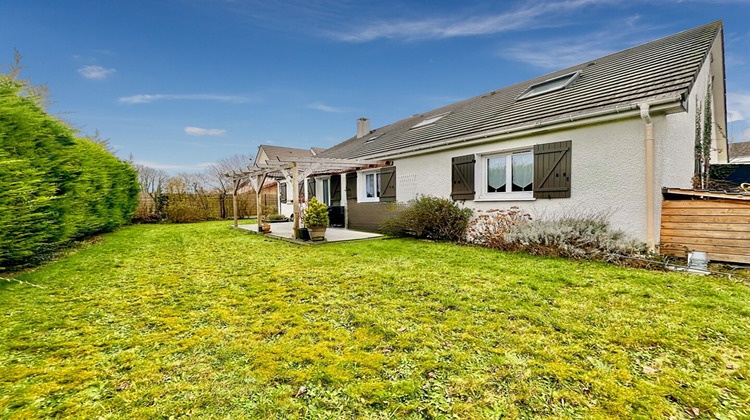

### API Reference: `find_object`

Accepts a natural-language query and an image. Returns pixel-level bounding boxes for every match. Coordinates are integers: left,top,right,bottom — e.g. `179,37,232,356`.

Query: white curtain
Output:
512,153,533,190
487,157,506,192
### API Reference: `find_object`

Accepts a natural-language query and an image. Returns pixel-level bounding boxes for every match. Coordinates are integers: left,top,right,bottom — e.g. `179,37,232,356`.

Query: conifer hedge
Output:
0,75,139,269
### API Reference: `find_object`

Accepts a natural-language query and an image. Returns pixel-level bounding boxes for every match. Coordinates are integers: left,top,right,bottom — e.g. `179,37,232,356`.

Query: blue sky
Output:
2,0,749,172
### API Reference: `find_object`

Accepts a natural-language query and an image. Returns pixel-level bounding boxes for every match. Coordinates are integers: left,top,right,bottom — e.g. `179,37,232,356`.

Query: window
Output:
322,178,330,206
357,167,397,203
366,173,380,198
517,71,580,100
307,178,315,200
451,141,571,201
411,112,450,129
480,151,533,199
358,169,382,203
279,182,288,203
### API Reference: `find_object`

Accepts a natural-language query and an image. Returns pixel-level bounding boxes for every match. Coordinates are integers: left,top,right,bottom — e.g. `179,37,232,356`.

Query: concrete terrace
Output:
237,222,382,244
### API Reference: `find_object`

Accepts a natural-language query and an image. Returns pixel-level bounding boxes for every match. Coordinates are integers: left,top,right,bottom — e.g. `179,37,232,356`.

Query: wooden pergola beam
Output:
275,156,381,165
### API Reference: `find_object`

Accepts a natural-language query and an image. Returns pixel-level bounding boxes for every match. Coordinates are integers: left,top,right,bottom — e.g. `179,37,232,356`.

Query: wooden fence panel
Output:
660,199,750,264
134,191,278,222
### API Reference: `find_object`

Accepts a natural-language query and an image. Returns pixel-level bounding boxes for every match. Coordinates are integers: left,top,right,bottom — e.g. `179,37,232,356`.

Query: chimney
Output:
356,118,370,139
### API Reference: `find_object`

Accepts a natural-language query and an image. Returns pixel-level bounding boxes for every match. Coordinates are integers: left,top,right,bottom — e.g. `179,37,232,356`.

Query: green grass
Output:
1,221,748,419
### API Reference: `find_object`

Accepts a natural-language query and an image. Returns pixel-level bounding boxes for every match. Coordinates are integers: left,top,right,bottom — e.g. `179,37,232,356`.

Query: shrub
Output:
162,174,212,223
305,197,329,227
164,197,211,223
467,209,648,262
380,195,473,242
466,207,532,248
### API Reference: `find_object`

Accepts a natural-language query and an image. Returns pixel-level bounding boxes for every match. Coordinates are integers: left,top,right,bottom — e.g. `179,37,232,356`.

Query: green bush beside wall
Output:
0,76,139,269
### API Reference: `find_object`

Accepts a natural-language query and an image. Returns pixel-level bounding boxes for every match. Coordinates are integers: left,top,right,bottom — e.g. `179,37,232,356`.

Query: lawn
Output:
1,221,748,419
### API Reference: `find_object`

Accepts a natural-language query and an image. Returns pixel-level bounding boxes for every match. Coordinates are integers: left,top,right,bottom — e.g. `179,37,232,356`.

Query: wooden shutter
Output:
533,140,571,199
380,166,396,202
451,155,475,200
330,175,341,205
279,182,287,203
307,179,315,199
345,172,357,200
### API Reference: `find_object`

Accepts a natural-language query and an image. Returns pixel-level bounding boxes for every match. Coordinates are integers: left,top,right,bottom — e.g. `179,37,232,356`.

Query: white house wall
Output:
278,180,295,218
395,115,689,243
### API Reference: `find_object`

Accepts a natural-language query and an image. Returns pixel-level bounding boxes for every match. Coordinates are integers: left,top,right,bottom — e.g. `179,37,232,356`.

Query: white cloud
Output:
740,127,750,141
728,92,750,122
78,65,116,80
184,126,227,136
498,16,658,69
325,0,613,42
307,102,353,113
500,37,618,69
118,94,250,104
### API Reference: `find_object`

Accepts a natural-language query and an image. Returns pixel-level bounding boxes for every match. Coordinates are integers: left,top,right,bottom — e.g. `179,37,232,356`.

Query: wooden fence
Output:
660,199,750,264
134,192,278,222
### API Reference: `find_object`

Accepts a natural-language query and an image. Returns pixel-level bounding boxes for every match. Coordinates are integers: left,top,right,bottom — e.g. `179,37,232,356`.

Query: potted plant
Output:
297,203,310,240
304,196,329,241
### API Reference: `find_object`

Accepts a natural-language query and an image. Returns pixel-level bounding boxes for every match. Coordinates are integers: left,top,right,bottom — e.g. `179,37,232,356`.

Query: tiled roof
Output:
257,145,326,164
319,21,722,160
730,141,750,161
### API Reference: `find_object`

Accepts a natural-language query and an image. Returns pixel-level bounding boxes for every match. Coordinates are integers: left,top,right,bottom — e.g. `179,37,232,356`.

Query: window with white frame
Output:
358,169,381,202
322,178,330,206
480,150,533,199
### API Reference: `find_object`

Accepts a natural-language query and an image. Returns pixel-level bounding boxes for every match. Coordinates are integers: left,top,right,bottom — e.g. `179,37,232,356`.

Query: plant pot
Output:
298,227,310,241
307,226,326,241
261,224,272,233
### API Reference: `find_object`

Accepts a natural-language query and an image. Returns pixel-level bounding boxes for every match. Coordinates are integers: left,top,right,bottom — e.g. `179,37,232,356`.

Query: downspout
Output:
639,103,655,250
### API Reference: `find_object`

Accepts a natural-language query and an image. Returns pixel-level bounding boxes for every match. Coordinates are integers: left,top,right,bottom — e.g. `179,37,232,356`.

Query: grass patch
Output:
1,221,748,418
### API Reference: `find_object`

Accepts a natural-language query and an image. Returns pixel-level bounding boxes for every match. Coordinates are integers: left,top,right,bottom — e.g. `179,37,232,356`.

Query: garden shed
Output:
660,188,750,264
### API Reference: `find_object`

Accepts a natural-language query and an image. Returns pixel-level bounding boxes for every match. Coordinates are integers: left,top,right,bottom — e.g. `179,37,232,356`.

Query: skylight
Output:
517,71,580,100
365,134,383,143
411,112,450,129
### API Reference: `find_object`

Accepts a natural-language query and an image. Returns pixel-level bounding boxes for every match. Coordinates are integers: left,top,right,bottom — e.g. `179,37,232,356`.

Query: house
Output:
253,145,326,216
729,141,750,163
279,21,729,248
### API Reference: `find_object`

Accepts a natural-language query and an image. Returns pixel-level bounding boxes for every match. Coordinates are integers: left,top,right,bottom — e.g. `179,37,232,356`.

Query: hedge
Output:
0,76,139,269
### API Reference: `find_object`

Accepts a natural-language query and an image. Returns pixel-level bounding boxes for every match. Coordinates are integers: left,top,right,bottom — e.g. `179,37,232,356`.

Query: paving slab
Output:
236,222,382,243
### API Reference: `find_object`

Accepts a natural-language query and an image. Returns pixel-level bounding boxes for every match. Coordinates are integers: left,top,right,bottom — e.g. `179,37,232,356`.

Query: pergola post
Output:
292,161,300,239
255,174,263,232
232,178,240,228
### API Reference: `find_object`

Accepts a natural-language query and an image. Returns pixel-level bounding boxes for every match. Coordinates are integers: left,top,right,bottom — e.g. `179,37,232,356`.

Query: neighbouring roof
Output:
319,21,723,160
729,141,750,163
255,145,327,165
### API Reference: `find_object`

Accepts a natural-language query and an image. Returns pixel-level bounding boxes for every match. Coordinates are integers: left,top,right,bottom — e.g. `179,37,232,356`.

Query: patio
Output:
237,222,382,244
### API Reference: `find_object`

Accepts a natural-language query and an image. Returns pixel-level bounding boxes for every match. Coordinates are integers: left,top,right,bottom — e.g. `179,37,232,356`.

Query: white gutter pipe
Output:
366,95,683,161
639,103,656,250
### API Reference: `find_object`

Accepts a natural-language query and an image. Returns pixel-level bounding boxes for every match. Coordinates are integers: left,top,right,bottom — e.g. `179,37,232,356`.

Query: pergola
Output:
226,156,383,238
